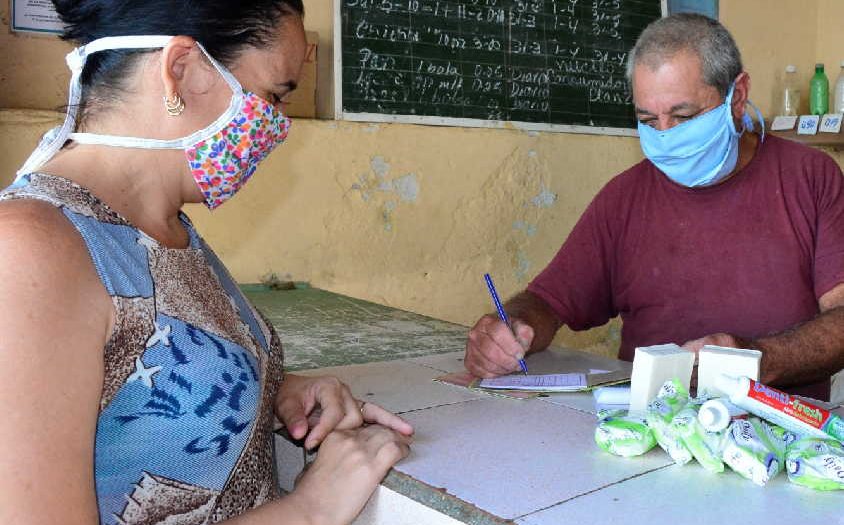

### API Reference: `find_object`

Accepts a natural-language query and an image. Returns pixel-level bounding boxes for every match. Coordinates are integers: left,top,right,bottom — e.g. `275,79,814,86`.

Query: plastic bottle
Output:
715,374,844,441
810,63,829,115
834,61,844,114
781,65,801,116
697,398,748,432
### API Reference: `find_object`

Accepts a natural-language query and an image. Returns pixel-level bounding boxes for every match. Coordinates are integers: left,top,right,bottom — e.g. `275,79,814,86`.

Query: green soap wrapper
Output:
672,404,725,473
646,379,692,464
786,438,844,491
722,417,791,486
595,412,657,457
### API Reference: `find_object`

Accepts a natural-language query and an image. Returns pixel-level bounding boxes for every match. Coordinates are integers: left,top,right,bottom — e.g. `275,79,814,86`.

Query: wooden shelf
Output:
770,128,844,149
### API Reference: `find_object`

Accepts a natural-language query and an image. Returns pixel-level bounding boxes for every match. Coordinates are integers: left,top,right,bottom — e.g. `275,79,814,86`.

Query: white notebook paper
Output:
479,373,588,392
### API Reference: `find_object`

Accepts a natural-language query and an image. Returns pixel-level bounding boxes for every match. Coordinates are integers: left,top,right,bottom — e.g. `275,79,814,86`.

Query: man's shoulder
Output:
761,134,840,169
597,159,656,197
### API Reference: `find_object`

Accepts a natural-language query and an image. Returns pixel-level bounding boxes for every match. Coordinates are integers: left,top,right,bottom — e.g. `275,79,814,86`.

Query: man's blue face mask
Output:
637,83,764,188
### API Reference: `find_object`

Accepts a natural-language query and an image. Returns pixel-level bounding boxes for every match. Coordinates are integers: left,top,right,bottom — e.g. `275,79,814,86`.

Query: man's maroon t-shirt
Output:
528,135,844,400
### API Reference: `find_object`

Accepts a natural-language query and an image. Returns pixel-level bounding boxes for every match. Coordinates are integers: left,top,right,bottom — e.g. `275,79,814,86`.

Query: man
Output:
464,14,844,400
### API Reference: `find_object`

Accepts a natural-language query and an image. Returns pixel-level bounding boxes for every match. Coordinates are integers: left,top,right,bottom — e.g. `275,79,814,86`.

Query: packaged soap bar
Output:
672,402,726,473
786,438,844,490
646,379,693,464
595,410,657,457
722,417,792,486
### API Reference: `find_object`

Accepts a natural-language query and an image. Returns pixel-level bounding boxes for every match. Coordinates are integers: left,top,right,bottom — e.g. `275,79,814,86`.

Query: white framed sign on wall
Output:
10,0,63,35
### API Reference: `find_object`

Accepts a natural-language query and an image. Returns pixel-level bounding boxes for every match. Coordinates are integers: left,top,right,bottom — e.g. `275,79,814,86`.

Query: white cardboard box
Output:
629,344,695,413
697,345,761,397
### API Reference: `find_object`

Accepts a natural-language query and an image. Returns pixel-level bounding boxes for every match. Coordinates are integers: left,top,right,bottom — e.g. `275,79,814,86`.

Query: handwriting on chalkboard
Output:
340,0,661,129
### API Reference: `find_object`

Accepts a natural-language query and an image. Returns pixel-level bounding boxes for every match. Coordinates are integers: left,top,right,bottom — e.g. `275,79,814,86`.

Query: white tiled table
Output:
275,349,844,524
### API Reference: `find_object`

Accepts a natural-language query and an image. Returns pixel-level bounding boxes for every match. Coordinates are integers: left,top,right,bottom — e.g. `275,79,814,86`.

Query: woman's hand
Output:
275,374,414,450
289,424,412,525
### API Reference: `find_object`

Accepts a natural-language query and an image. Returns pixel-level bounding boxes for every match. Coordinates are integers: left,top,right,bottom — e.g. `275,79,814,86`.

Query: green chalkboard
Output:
337,0,662,131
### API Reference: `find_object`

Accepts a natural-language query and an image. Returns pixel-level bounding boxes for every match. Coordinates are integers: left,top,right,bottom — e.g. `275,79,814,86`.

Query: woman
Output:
0,1,413,524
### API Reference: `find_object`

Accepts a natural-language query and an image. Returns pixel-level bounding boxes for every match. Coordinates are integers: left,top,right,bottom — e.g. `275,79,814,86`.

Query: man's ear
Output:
731,71,751,120
159,35,199,101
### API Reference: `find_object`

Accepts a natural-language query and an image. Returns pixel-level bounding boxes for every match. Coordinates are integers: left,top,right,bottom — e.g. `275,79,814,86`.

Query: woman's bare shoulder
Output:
0,197,111,333
0,197,108,523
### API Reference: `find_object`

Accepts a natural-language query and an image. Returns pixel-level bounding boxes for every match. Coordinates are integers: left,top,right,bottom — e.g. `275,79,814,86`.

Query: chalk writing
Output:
341,0,660,127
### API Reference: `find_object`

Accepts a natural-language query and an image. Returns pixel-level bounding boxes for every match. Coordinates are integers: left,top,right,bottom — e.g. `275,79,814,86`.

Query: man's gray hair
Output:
626,13,743,97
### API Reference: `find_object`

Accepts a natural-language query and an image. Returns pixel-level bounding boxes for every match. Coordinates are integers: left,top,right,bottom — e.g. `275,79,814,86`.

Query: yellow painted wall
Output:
817,0,844,113
1,0,843,358
0,4,71,110
721,0,818,116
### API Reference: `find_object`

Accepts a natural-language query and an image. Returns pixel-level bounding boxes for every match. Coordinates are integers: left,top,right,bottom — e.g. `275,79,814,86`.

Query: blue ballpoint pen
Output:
483,273,529,375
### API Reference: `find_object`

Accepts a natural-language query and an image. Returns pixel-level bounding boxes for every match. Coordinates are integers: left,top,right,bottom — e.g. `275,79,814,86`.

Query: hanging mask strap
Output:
16,36,173,180
745,100,766,142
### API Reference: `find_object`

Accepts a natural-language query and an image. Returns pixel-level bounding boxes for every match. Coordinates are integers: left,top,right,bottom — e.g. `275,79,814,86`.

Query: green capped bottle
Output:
810,63,829,115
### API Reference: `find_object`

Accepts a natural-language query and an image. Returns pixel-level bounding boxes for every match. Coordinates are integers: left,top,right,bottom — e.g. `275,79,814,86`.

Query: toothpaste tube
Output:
595,410,657,457
716,375,844,442
786,438,844,490
672,403,725,473
722,417,791,486
645,379,693,464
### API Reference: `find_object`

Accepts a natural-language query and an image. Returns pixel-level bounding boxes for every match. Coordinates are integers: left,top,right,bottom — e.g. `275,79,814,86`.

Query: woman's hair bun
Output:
52,0,110,44
48,0,304,90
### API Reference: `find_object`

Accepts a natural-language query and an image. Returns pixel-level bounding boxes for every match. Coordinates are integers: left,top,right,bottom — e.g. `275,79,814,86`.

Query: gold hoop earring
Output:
163,93,185,116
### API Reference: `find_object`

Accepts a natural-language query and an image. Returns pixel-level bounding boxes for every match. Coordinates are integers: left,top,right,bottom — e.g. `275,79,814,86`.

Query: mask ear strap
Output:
749,100,765,142
741,100,766,142
15,36,174,181
16,46,87,180
67,40,244,150
194,42,243,94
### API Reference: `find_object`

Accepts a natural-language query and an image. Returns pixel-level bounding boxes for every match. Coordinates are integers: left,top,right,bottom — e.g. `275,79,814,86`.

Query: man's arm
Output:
464,290,562,378
754,283,844,387
503,291,564,354
684,283,844,388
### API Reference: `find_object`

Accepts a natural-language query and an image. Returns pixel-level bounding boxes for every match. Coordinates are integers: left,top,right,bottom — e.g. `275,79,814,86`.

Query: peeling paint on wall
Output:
394,174,420,202
382,200,397,232
530,184,558,208
379,173,419,203
350,155,420,232
513,221,537,237
515,250,532,282
371,156,390,178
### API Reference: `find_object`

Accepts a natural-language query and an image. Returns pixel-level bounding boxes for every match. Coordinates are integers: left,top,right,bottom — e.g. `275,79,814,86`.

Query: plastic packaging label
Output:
786,438,844,491
595,410,657,457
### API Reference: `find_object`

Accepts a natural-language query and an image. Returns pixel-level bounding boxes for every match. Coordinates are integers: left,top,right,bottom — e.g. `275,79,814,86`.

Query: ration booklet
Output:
478,370,629,392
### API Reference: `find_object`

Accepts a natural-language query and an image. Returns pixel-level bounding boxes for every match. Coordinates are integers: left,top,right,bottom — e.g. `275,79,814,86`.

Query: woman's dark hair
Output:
52,0,304,112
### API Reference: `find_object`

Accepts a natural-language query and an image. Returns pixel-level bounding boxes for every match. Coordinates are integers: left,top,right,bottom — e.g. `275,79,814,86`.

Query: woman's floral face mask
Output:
186,90,290,210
